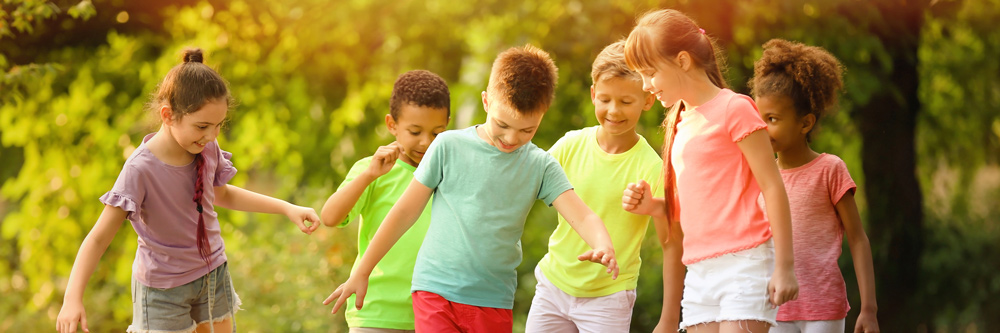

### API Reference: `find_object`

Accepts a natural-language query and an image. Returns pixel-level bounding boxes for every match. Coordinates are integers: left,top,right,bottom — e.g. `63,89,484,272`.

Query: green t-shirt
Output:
411,126,573,309
338,157,431,329
538,126,663,297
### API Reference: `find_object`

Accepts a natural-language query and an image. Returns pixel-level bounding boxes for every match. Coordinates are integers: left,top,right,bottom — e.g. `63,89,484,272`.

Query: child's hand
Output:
285,205,320,235
577,248,619,280
622,180,664,218
323,274,370,313
56,300,89,333
854,309,880,333
767,266,799,308
365,142,403,178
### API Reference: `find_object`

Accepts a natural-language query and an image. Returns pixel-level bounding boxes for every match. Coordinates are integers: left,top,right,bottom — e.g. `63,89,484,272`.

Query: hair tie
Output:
698,28,706,35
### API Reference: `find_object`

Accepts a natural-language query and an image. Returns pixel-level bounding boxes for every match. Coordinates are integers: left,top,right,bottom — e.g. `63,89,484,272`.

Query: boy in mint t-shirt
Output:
325,45,620,332
320,70,450,332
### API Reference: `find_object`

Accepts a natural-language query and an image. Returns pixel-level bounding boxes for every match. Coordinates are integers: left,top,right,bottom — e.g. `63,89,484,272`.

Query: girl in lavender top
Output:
56,48,320,333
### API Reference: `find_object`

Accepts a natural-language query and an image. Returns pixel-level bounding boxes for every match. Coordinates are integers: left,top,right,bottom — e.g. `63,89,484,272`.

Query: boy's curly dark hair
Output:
487,44,559,116
390,70,451,120
750,39,844,140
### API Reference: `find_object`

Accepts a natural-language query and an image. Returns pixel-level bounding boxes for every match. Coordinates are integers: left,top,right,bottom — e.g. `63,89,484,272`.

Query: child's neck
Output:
595,126,639,155
148,127,196,166
775,141,820,170
682,75,723,109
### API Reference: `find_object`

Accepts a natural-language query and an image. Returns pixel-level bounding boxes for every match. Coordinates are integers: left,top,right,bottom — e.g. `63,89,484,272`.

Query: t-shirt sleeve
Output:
537,153,574,206
213,142,238,187
727,94,768,143
828,156,858,205
336,158,374,227
414,133,447,189
99,163,145,222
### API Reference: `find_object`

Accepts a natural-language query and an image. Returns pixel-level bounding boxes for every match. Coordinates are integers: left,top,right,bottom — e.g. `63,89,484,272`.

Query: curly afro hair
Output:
750,39,844,139
390,70,451,120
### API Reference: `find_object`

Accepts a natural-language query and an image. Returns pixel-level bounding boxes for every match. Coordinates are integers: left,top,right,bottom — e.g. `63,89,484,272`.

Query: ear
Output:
481,91,490,113
675,51,692,71
643,92,657,111
590,85,596,105
385,114,397,135
800,113,817,135
159,105,175,125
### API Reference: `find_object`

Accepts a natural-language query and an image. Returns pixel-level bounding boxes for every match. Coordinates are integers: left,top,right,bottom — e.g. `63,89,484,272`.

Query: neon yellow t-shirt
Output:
537,126,663,297
338,157,431,329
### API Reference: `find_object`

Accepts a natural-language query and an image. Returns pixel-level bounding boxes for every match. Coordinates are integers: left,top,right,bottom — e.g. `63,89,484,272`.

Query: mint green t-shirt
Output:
339,157,432,329
411,126,573,309
537,126,663,297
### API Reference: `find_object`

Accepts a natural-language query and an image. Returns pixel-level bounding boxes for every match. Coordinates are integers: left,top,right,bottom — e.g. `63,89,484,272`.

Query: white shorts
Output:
770,319,845,333
680,240,778,329
525,265,636,333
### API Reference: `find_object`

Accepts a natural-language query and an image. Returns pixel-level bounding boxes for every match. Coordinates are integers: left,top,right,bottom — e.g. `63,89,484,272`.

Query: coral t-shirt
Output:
774,153,856,321
673,89,771,265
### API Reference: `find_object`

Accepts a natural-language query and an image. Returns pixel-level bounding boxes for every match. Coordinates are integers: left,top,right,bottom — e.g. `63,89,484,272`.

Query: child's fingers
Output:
323,286,341,305
576,250,594,262
355,288,367,310
81,316,89,333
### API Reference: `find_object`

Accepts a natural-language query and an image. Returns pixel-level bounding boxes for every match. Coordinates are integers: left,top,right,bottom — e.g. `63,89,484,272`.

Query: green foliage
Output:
1,0,998,332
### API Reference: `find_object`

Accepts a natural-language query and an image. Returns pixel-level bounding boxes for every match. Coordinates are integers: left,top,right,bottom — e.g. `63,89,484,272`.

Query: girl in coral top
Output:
621,9,799,333
751,39,879,333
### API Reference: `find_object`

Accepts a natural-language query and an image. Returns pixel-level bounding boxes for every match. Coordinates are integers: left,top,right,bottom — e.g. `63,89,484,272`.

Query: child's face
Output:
480,92,544,153
591,77,655,137
387,103,449,167
756,94,806,154
165,99,228,155
637,60,685,108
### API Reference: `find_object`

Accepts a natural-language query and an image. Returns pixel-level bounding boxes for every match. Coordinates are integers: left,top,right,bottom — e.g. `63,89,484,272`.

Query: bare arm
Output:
551,189,619,279
214,184,319,234
320,143,402,226
737,130,798,306
324,178,433,312
837,192,880,333
652,214,685,332
57,205,127,333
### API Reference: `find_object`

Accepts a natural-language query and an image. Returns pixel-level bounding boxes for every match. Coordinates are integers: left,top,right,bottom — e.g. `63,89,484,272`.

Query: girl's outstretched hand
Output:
286,205,321,235
767,267,799,308
323,275,369,314
576,248,619,280
56,300,89,333
622,180,664,219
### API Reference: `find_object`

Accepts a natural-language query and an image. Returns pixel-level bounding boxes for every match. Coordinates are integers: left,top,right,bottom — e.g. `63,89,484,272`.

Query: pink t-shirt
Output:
100,133,237,288
774,153,856,321
673,89,771,265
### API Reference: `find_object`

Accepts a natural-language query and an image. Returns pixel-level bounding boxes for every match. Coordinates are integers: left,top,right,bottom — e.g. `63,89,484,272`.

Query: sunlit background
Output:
1,0,998,332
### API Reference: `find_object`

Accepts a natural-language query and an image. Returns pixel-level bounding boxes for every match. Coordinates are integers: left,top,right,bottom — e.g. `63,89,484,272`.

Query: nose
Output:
641,76,653,93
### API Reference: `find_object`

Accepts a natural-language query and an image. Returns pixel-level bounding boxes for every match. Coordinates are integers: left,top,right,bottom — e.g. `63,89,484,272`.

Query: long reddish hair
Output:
624,9,728,231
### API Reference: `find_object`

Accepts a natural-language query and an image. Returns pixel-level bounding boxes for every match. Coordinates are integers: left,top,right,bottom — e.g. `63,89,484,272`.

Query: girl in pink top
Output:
56,49,320,333
620,9,798,333
751,39,879,333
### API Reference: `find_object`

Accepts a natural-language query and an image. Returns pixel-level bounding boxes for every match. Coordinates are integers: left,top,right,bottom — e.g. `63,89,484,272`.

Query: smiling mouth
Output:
195,142,206,148
605,118,626,125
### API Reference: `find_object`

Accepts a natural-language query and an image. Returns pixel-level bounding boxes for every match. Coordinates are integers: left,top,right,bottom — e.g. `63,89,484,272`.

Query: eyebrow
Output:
495,118,536,131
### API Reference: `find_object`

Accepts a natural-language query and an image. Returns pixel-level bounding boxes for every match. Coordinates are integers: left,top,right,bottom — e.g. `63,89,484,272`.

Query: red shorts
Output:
411,291,512,332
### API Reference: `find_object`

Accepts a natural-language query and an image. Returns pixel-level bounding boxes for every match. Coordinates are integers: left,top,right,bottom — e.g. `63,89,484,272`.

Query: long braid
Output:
193,152,211,269
662,100,685,227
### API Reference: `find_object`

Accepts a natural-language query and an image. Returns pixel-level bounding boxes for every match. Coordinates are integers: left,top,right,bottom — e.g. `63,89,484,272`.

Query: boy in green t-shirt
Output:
320,70,450,332
324,45,619,332
526,40,682,332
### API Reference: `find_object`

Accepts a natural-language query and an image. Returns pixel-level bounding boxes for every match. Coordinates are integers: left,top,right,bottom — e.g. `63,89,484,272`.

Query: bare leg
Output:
720,320,771,333
194,317,233,333
687,321,721,333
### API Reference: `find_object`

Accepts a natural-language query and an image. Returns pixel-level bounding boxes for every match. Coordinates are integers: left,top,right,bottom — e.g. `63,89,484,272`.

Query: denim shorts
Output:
680,240,778,329
128,262,242,333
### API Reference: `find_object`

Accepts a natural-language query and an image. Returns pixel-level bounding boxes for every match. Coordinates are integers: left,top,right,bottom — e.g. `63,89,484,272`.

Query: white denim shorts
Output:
525,265,636,333
680,240,778,329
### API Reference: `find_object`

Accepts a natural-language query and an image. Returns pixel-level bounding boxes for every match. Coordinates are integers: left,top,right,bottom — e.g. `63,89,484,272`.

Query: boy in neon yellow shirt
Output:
320,70,450,332
526,40,678,332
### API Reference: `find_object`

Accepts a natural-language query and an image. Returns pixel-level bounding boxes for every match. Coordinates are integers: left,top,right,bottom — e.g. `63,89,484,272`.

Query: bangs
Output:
624,27,661,72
